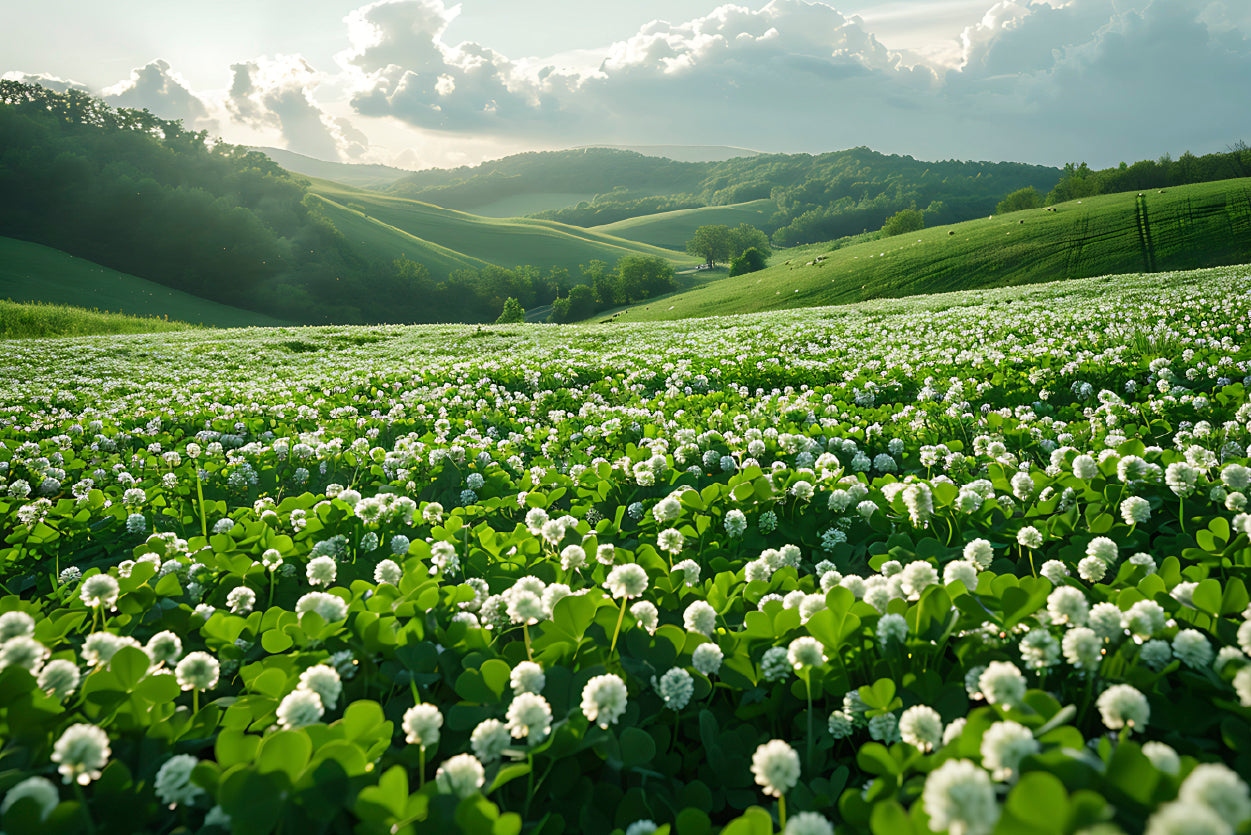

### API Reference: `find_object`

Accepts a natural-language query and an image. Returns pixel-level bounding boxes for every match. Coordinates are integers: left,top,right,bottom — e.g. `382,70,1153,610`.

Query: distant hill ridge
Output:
569,144,761,163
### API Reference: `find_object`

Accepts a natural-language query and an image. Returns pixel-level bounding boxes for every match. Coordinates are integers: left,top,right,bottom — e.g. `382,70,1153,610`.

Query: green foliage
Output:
881,208,924,237
1,270,1251,833
728,247,768,277
996,186,1043,214
494,298,525,324
686,225,733,267
1045,144,1251,205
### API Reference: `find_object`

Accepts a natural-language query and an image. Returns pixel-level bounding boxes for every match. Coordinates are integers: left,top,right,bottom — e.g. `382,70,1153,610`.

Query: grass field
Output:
0,299,197,338
463,192,599,218
0,237,287,327
616,178,1251,321
592,199,779,250
310,180,694,275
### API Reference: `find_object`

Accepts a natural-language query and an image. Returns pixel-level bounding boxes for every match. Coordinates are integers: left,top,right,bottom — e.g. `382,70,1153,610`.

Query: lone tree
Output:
995,186,1042,214
728,247,768,277
881,208,924,237
495,297,525,324
686,224,733,267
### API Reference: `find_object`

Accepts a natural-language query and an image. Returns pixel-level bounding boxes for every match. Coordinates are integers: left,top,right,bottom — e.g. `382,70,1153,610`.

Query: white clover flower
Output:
625,821,659,835
1096,683,1149,732
1047,586,1088,626
1236,666,1251,708
79,574,120,610
944,560,978,589
943,717,967,747
510,661,545,696
900,561,938,599
1121,496,1151,525
0,775,58,819
1139,639,1172,671
82,632,131,667
656,667,694,710
604,563,648,599
1144,801,1231,835
724,509,748,537
784,811,834,835
1019,629,1060,670
52,723,110,785
1172,629,1213,669
964,539,994,569
276,688,324,729
787,636,826,671
1142,741,1180,775
1016,526,1043,549
38,658,81,699
370,558,402,585
657,528,685,554
1086,536,1119,565
877,612,908,647
980,721,1038,781
0,610,36,641
296,591,348,623
1062,627,1102,671
692,643,724,676
226,586,256,615
978,661,1026,709
1178,762,1251,824
506,590,545,625
827,710,854,739
631,600,659,634
145,630,183,667
923,759,999,835
298,664,342,708
176,651,219,691
261,549,283,572
1039,560,1069,584
1088,602,1124,641
1165,461,1199,497
1078,556,1107,582
471,718,511,763
581,673,628,728
435,753,486,799
760,646,791,682
402,703,442,747
672,559,701,587
306,555,337,587
0,635,49,673
506,692,552,743
423,502,444,524
751,739,800,797
869,712,901,743
154,754,205,807
1123,599,1166,641
560,544,587,571
899,705,944,752
1237,619,1251,655
902,483,934,527
684,600,717,636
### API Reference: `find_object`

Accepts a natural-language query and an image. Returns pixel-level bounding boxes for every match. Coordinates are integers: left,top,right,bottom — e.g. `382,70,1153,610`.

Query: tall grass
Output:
0,299,196,339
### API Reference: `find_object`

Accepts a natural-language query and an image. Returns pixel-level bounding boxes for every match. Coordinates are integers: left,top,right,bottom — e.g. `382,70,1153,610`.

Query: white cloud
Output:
100,60,215,129
226,55,356,161
1,71,90,93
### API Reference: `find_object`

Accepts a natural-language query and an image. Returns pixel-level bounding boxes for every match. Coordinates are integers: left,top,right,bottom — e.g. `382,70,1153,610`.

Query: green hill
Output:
592,199,778,250
0,237,286,327
572,144,761,163
251,147,413,189
616,178,1251,321
309,180,691,274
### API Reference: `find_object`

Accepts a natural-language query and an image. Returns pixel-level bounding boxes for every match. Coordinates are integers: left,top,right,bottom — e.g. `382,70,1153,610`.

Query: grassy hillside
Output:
616,178,1251,321
572,144,760,163
467,192,599,218
310,180,692,274
0,299,196,338
0,237,287,327
592,199,778,250
253,146,413,189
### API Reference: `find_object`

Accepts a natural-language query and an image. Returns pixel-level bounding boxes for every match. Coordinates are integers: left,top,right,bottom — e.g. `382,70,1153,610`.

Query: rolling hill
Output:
615,178,1251,321
252,147,413,189
592,199,779,250
0,237,286,327
308,180,692,275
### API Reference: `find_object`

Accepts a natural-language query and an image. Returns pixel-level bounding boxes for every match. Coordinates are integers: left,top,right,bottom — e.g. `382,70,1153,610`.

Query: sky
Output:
5,0,1250,171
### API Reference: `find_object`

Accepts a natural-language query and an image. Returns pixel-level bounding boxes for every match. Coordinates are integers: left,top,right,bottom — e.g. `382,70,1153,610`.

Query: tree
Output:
548,296,572,323
567,284,596,320
881,208,924,237
617,255,675,301
495,297,525,324
728,223,771,259
995,186,1042,214
685,224,732,267
728,247,768,276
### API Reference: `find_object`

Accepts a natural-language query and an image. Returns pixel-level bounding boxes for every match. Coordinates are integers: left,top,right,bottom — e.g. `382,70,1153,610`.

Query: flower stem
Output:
805,678,815,772
72,781,98,835
418,745,426,789
610,597,628,654
779,793,787,830
524,623,533,662
195,470,207,539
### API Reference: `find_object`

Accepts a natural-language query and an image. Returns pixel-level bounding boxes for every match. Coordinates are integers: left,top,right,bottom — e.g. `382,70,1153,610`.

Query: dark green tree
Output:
995,186,1042,214
548,296,572,323
881,208,924,237
617,255,676,301
495,297,525,324
728,247,768,276
685,224,732,267
728,223,771,259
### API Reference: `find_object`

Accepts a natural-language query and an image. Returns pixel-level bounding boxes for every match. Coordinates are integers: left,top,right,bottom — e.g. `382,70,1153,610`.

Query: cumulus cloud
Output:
1,71,90,93
226,55,357,161
101,60,215,129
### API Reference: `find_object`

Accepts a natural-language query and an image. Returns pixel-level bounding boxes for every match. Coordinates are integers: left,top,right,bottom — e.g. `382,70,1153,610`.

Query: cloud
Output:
101,60,215,129
226,55,354,161
1,71,90,93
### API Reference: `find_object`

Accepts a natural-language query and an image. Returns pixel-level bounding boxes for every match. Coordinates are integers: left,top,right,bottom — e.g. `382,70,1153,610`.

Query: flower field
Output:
2,265,1251,835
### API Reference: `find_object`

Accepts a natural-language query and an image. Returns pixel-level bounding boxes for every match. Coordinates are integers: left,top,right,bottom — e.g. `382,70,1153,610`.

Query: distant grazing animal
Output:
948,230,956,236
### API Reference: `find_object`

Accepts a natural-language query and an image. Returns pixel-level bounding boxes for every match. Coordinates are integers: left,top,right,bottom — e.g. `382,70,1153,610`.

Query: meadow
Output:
1,266,1250,835
616,179,1251,322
